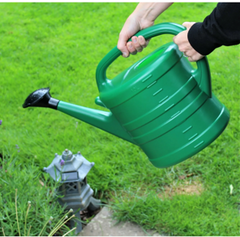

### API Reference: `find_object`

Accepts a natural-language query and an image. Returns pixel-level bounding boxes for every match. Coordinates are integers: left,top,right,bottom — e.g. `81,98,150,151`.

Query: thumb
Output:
117,34,130,57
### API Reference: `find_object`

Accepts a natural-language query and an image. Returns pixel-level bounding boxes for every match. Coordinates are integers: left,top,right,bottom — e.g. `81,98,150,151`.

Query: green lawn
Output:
0,2,240,236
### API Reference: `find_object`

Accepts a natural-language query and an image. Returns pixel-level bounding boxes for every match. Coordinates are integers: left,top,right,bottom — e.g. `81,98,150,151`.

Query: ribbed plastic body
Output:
99,42,229,168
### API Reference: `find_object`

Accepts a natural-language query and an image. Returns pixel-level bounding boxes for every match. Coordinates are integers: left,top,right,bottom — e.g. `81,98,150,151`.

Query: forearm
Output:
132,2,173,23
188,3,240,55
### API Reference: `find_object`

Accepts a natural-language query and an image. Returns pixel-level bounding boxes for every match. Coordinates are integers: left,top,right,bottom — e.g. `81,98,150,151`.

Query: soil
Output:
80,207,101,228
159,179,204,198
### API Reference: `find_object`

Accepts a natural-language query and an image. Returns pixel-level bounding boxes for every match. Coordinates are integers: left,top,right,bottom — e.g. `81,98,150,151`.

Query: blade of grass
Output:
24,201,31,236
27,226,32,236
62,227,76,237
48,214,76,237
15,189,21,236
38,216,53,236
2,227,5,237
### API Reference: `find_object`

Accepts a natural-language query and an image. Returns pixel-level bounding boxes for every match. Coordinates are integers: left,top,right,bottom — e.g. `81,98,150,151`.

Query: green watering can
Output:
23,22,230,168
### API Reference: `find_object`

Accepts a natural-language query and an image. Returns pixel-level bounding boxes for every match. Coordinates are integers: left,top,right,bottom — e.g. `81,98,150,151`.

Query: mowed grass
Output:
0,2,240,236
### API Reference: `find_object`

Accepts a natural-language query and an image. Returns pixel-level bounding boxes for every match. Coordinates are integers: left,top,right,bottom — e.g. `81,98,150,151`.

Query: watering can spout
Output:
22,88,136,144
22,88,59,109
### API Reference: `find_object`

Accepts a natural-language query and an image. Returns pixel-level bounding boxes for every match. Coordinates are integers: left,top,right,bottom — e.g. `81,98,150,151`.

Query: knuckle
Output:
127,45,136,53
178,46,184,52
173,37,178,44
133,41,140,48
138,36,145,46
117,44,124,51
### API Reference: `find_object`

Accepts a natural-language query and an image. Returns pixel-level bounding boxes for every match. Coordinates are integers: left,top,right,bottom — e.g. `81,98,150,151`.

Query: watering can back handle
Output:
96,22,211,97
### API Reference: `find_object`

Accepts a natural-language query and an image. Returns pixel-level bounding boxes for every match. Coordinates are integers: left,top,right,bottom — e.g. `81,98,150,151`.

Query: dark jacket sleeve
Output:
188,3,240,55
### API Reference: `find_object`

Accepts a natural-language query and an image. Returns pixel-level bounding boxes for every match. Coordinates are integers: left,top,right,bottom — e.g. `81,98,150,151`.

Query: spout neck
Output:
57,101,137,145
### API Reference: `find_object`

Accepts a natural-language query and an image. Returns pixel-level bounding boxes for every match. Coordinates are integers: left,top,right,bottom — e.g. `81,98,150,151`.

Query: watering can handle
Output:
96,22,211,97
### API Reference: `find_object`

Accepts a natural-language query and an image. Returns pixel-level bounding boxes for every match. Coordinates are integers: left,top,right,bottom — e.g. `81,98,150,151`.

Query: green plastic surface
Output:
137,47,165,69
57,22,229,168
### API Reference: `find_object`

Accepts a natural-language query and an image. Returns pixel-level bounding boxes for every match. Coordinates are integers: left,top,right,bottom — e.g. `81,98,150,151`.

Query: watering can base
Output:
148,104,230,168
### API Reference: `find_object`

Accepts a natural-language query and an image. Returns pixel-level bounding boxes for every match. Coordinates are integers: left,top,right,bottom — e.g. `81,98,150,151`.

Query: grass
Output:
0,2,239,236
0,152,75,236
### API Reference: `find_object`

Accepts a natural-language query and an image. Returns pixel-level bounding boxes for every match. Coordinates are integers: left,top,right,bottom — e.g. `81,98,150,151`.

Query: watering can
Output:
23,22,230,168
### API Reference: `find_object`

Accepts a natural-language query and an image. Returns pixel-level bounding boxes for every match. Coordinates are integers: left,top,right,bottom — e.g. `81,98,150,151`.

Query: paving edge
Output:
79,206,162,236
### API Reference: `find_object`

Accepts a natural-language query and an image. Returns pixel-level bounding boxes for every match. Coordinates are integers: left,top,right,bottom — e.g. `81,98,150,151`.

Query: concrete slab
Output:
79,207,162,236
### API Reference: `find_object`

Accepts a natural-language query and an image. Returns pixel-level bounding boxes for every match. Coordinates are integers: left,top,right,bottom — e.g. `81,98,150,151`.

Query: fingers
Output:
183,50,204,62
118,35,149,58
173,21,203,62
126,36,146,55
188,54,204,62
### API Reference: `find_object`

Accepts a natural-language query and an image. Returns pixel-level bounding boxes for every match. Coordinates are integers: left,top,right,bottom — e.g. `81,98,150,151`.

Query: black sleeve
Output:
188,3,240,55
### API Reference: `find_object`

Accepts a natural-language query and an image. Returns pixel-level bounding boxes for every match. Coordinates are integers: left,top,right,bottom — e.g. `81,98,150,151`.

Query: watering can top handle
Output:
96,22,211,97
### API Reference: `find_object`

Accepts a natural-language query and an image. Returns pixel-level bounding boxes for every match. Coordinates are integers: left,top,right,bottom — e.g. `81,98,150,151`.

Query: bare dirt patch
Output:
159,180,204,198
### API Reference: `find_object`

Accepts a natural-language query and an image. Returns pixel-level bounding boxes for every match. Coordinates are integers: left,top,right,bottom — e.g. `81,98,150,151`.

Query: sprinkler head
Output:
22,88,59,109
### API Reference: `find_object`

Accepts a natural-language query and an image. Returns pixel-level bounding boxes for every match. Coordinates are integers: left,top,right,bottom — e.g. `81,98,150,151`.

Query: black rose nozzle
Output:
22,88,59,110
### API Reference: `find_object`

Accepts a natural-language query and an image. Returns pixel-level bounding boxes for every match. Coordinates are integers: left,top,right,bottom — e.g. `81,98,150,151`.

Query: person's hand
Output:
117,3,173,58
117,15,153,58
173,22,204,62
